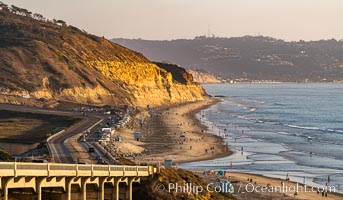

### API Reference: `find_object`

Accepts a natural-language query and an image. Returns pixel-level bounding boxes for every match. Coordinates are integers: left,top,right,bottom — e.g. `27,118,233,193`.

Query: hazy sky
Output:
3,0,343,41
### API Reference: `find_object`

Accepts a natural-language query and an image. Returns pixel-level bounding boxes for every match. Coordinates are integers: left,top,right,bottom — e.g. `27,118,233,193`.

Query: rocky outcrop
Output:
0,4,206,108
153,62,194,84
188,69,222,83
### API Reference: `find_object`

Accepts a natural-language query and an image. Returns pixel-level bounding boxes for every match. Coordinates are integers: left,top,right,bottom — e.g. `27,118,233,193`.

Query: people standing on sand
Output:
285,173,289,182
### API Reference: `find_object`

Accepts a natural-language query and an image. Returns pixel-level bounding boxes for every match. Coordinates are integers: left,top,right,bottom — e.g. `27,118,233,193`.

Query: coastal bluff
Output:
0,5,205,108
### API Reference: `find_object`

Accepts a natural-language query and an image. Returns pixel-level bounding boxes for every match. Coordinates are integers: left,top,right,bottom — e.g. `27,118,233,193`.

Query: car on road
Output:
80,135,86,142
77,158,88,164
97,158,106,164
32,159,48,163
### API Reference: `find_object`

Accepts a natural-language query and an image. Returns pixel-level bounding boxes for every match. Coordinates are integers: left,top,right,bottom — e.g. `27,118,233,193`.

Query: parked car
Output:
32,159,48,163
97,158,105,164
80,135,86,142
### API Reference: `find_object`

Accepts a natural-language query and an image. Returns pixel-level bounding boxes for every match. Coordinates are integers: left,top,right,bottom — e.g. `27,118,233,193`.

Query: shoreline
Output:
182,97,343,199
113,96,231,165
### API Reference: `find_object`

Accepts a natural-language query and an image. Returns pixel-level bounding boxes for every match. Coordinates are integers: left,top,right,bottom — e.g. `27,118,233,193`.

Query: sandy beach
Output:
228,172,343,200
111,97,230,164
192,170,343,200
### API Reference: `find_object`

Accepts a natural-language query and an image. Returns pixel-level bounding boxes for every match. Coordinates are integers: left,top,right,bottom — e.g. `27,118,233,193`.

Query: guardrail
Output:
46,129,65,162
0,162,154,177
87,118,104,131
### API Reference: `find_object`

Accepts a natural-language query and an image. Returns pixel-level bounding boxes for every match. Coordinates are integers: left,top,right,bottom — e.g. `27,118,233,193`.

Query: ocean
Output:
179,83,343,193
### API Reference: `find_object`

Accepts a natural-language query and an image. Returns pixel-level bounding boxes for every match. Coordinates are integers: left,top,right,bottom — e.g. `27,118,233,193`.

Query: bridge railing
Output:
0,162,154,177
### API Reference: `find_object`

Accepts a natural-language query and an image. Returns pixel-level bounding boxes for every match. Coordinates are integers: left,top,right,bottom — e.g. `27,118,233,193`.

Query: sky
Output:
3,0,343,41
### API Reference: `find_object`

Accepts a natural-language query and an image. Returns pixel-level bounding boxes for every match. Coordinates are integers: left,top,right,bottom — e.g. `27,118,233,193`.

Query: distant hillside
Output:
187,69,222,84
112,36,343,82
0,3,205,108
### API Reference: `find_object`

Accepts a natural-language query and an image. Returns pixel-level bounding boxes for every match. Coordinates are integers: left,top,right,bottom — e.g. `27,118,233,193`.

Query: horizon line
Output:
111,35,343,43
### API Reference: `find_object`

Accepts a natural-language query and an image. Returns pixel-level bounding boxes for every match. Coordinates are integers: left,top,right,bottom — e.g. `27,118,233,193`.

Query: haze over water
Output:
180,83,343,193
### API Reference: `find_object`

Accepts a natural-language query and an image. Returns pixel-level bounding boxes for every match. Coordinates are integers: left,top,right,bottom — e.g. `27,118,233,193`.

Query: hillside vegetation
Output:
0,109,78,143
0,3,205,108
134,168,235,200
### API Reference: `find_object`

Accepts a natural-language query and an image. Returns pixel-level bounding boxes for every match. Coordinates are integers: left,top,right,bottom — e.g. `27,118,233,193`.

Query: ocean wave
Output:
252,100,265,104
236,115,251,120
278,132,290,135
284,124,321,131
283,124,343,134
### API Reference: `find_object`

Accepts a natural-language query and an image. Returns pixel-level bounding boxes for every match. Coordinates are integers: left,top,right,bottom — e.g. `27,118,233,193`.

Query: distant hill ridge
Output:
0,3,205,108
112,36,343,82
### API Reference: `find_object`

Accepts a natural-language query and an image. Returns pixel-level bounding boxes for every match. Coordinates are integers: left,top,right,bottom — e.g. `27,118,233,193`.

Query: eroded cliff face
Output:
87,60,205,107
0,7,205,108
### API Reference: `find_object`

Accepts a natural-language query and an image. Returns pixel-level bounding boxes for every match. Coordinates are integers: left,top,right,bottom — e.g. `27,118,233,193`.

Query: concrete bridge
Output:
0,162,154,200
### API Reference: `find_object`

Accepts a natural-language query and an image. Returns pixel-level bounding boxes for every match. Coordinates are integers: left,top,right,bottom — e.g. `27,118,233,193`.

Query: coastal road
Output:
0,104,104,163
49,116,101,163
